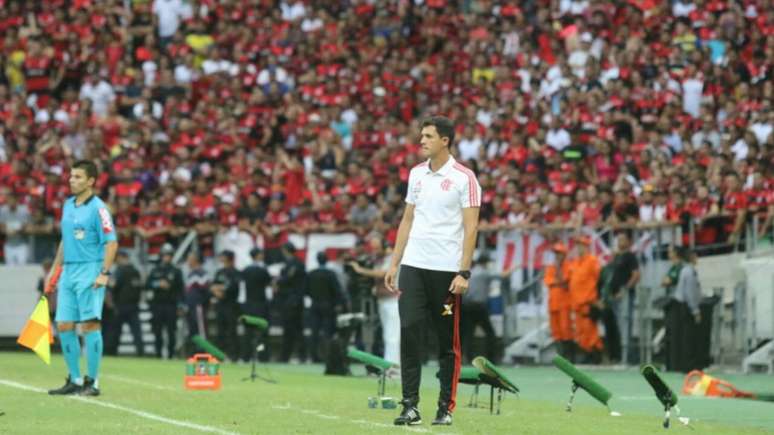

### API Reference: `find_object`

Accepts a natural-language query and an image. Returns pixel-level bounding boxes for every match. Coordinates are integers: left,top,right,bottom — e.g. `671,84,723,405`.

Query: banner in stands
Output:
495,228,612,274
302,233,358,271
495,228,664,275
493,227,671,340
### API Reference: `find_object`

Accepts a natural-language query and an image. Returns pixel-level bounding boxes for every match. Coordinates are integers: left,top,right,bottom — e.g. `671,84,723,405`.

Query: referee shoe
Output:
48,376,82,395
393,401,422,426
80,376,100,397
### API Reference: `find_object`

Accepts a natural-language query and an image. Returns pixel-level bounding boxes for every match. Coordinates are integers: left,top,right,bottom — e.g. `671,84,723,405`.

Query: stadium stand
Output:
0,0,772,361
0,0,772,265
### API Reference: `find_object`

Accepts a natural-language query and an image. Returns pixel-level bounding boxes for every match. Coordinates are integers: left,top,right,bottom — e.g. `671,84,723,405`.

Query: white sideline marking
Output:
299,409,341,420
618,395,703,401
271,403,453,434
0,379,240,435
102,374,178,391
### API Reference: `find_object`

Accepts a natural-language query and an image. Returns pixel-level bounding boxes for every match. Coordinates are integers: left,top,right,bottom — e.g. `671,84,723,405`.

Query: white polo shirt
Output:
402,155,482,272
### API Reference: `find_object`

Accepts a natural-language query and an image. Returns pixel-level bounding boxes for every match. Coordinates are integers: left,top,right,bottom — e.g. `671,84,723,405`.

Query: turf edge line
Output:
270,403,452,434
102,374,179,391
0,378,240,435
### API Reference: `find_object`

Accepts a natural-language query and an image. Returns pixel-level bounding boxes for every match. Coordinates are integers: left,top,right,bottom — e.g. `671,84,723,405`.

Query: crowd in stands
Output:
1,0,773,265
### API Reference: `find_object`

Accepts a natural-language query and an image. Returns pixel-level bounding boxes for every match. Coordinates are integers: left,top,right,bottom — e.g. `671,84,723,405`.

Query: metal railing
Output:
12,215,774,266
501,270,545,346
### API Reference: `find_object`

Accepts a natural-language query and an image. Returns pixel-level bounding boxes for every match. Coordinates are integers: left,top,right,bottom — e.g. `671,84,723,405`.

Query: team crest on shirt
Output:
440,178,453,191
98,208,114,234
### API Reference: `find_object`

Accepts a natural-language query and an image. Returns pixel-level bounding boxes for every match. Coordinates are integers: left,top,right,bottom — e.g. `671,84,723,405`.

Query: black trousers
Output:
461,302,497,364
398,265,461,412
601,306,621,362
151,304,177,358
108,304,144,356
696,302,714,369
664,301,681,372
280,303,305,362
666,301,701,372
308,302,336,362
215,302,238,360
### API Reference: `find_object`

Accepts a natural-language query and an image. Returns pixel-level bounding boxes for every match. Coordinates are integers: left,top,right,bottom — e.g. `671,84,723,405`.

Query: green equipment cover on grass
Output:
641,365,678,408
239,315,269,330
192,335,226,362
472,356,519,393
553,355,612,405
346,347,396,371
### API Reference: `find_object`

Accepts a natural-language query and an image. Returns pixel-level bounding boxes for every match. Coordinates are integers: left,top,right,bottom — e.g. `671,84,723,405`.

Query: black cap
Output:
219,250,235,261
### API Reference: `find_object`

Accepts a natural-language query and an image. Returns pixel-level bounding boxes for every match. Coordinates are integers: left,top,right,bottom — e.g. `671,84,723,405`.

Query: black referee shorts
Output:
398,264,461,412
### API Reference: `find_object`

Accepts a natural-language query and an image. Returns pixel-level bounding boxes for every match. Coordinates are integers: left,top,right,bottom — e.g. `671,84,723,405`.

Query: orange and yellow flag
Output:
17,296,53,365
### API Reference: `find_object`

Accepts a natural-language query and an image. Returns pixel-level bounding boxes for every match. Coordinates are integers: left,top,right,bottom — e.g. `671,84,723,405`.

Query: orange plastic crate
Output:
184,353,222,390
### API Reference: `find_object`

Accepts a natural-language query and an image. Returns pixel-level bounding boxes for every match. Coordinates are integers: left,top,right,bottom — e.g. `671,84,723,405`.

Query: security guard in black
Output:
146,246,184,358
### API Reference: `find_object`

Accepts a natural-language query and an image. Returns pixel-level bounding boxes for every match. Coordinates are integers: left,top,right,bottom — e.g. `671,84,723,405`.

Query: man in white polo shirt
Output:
385,116,481,426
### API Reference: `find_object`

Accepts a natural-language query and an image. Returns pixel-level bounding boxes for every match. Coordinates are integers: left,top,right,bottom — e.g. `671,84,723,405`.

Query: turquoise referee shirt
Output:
61,195,117,263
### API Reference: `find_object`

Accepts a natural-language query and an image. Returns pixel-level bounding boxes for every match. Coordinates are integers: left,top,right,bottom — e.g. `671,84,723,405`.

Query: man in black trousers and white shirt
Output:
385,116,481,426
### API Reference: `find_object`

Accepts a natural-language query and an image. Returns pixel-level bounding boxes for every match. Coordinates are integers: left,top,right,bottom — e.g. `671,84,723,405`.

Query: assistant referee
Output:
47,160,118,397
385,116,481,426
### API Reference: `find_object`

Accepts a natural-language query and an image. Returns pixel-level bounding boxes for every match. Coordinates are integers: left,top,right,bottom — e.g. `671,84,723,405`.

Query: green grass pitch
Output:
1,352,773,434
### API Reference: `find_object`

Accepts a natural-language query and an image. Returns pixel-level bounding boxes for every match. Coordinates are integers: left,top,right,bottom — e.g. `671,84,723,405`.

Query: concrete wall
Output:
0,265,44,337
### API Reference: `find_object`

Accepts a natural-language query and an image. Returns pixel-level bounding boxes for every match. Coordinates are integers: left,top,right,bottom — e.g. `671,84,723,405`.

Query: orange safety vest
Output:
544,261,572,311
568,254,600,308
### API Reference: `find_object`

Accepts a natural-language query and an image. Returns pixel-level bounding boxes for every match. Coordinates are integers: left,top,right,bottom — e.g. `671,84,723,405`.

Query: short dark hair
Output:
72,160,98,181
675,246,692,262
421,116,455,148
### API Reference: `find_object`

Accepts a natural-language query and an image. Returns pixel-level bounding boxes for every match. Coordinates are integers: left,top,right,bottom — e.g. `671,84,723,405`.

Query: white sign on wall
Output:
0,265,44,337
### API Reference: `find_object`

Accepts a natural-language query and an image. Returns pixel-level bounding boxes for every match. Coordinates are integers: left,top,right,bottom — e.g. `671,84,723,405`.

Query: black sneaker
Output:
48,376,82,395
431,408,452,426
79,376,100,397
393,401,422,426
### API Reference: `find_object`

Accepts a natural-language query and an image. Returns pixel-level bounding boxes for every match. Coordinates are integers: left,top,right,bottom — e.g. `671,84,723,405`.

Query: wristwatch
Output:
100,269,111,276
457,270,471,280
